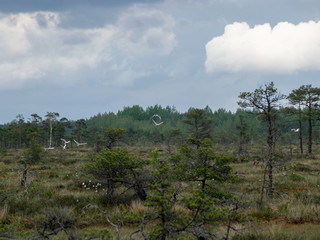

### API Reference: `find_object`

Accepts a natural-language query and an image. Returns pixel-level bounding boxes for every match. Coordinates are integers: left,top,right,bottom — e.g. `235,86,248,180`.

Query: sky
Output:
1,0,320,123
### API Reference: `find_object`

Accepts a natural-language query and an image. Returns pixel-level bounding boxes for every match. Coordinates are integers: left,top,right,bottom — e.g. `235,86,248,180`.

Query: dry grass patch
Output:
130,200,149,215
0,204,9,223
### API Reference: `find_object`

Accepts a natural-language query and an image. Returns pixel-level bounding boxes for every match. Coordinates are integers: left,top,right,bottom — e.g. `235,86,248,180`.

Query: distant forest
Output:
2,83,320,151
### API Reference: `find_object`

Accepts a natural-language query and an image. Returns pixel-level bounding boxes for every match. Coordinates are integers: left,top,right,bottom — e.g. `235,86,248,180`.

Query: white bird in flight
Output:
61,138,71,150
291,128,300,132
152,114,164,126
74,140,87,147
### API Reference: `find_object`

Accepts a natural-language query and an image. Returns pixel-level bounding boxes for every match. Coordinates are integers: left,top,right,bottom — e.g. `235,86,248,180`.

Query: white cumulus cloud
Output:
0,12,115,88
205,21,320,73
0,7,176,89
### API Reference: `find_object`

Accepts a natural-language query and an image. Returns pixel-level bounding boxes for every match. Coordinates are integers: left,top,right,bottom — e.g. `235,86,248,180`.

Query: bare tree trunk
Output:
49,120,53,148
267,115,273,199
238,135,243,155
21,162,28,192
159,187,167,240
107,180,114,195
83,204,120,240
131,170,147,201
259,163,268,204
298,106,303,154
308,116,312,154
160,212,166,240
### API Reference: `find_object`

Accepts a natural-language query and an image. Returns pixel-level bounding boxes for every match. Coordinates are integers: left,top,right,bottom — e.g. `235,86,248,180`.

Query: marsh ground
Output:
1,145,320,239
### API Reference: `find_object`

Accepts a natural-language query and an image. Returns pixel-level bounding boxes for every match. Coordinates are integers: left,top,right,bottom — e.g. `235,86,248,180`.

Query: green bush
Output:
8,197,41,215
28,183,53,199
292,162,311,172
251,204,275,220
288,172,305,181
33,207,76,239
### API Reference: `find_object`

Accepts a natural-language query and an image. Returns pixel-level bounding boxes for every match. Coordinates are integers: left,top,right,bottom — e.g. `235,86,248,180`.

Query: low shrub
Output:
251,204,275,220
288,172,305,181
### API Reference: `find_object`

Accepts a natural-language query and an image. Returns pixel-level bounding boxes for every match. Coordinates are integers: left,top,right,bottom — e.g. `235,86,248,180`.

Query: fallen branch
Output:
82,204,120,240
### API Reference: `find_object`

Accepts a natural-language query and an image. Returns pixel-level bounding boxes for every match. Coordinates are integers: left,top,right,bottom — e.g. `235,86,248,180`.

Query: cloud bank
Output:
205,21,320,73
0,7,176,89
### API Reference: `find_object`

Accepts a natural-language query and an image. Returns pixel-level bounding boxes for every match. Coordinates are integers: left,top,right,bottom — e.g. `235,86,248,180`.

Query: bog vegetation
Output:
1,83,320,239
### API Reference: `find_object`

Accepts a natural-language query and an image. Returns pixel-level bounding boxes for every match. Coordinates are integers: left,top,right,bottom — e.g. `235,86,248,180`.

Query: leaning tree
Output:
238,82,285,200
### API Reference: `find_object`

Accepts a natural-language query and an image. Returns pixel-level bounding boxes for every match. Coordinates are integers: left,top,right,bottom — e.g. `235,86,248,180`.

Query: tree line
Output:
1,84,320,153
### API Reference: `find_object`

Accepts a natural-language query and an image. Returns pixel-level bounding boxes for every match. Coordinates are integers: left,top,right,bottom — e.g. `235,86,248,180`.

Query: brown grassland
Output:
1,143,320,239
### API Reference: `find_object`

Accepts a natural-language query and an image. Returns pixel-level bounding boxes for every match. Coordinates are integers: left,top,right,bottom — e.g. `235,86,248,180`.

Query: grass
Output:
1,146,320,239
0,204,9,224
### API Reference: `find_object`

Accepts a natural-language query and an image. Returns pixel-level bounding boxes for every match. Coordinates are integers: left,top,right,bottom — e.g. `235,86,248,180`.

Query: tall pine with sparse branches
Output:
238,82,285,200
